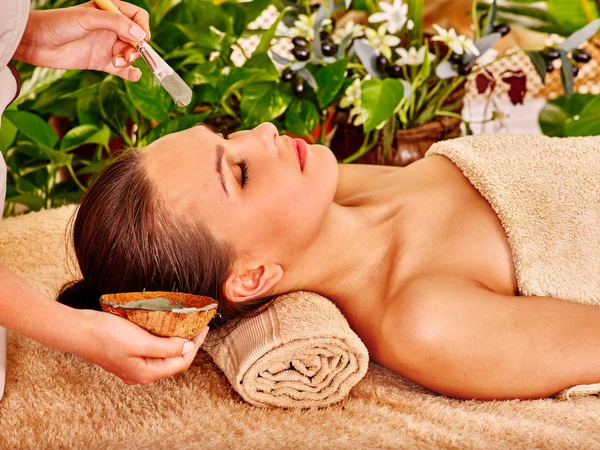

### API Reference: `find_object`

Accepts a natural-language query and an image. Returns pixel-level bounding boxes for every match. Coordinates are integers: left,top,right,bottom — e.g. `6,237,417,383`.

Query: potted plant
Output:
270,0,600,165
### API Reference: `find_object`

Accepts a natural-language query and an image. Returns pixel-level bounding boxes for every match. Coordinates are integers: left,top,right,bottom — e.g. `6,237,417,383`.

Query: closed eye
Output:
237,160,249,187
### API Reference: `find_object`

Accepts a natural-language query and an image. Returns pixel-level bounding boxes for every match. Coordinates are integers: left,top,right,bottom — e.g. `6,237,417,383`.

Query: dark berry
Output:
545,48,560,61
293,77,304,95
375,55,389,73
322,42,337,56
572,48,591,63
292,36,308,48
320,31,332,42
292,46,310,61
387,64,402,78
546,61,555,73
493,23,510,37
572,64,579,77
449,53,463,64
281,67,294,82
457,64,472,75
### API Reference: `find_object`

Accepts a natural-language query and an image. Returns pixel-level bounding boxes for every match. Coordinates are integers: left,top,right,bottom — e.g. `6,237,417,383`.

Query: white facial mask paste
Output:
102,297,217,313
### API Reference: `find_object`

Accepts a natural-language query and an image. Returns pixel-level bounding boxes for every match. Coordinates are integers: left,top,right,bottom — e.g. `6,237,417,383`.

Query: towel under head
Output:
204,291,369,408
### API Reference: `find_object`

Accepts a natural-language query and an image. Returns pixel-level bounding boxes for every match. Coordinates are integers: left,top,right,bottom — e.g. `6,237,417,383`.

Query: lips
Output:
293,138,307,171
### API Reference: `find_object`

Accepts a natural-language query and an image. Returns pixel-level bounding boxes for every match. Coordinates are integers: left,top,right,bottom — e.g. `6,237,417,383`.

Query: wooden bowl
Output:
100,291,218,339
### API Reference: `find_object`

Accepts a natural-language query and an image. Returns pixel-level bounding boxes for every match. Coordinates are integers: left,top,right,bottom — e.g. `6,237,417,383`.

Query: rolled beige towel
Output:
204,291,369,408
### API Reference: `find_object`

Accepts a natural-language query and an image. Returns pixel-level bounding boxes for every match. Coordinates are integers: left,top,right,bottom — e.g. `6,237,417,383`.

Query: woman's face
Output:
144,122,339,265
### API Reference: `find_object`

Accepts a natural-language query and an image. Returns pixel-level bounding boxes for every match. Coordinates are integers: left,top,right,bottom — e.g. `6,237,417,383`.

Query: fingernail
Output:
129,51,140,63
114,57,126,67
182,341,195,355
129,24,147,41
200,326,210,339
132,68,142,81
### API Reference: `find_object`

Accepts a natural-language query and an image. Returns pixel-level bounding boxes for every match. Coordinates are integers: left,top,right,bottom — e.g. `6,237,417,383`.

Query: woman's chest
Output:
388,155,519,296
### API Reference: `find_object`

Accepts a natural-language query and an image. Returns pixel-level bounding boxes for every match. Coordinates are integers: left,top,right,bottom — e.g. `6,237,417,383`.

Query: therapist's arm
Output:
0,264,208,384
13,0,150,82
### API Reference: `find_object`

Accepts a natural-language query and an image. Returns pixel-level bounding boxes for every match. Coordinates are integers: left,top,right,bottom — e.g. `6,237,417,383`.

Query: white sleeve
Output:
0,0,30,403
0,0,30,124
0,118,6,401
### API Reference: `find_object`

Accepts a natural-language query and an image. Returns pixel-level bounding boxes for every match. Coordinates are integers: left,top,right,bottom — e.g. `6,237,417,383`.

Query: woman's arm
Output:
379,275,600,400
0,264,207,384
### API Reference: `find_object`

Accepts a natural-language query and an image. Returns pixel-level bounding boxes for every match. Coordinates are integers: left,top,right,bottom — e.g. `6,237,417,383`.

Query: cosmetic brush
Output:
94,0,193,107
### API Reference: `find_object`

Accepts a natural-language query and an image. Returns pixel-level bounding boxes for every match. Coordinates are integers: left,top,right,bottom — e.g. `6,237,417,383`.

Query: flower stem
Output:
342,129,378,163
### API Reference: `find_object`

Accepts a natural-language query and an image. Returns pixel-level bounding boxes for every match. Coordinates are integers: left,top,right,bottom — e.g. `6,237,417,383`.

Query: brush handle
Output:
93,0,141,46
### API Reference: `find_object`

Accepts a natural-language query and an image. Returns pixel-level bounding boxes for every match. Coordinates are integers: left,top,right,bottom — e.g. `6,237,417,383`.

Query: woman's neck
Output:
275,200,403,311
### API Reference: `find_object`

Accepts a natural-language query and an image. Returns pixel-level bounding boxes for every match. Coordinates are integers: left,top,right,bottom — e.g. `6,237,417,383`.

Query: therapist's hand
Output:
13,1,150,82
76,309,209,385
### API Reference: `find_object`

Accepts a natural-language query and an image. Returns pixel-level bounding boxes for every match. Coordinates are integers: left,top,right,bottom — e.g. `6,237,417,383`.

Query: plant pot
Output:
330,114,462,166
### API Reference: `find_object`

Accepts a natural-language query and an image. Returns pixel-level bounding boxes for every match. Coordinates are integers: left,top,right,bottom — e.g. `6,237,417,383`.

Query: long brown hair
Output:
58,148,275,337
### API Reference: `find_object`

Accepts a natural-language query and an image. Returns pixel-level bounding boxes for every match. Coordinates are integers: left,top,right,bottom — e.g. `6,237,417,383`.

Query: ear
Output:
225,263,283,303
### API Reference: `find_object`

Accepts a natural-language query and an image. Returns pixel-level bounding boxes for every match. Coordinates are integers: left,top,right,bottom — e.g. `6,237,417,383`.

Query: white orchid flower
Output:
340,77,362,109
475,48,498,67
332,20,365,44
431,24,480,56
368,0,414,35
290,13,333,41
349,104,366,126
394,45,435,66
365,24,401,60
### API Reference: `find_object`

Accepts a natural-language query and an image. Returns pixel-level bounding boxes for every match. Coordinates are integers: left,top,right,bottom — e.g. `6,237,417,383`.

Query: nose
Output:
254,122,279,152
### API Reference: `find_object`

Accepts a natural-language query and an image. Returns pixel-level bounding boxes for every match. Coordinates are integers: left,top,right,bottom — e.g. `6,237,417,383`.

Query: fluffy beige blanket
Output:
1,201,600,448
427,135,600,400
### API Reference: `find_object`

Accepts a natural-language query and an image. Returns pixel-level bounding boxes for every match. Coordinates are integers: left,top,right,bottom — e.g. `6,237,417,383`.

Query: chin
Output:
308,144,339,196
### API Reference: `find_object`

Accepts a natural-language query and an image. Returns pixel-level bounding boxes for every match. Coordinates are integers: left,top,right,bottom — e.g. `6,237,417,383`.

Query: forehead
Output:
142,127,219,214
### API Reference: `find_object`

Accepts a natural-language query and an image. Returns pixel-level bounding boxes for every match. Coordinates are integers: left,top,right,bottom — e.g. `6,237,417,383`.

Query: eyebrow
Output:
215,144,229,197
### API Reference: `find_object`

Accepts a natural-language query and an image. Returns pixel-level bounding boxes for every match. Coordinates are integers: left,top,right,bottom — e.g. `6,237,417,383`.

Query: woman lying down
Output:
58,122,600,401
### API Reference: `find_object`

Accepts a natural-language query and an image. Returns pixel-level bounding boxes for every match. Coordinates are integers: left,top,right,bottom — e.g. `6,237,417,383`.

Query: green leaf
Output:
558,50,574,98
125,62,172,123
14,67,67,105
407,0,424,44
526,50,547,83
5,194,45,211
174,24,226,52
186,62,220,86
240,82,293,128
314,59,347,108
244,52,279,80
60,125,110,152
256,6,295,54
482,0,498,36
76,71,105,127
538,93,597,137
538,103,569,137
547,0,596,34
0,116,18,152
4,111,59,148
151,0,182,26
284,99,319,137
39,143,73,167
219,66,279,110
22,75,79,118
564,95,600,136
220,3,247,37
139,112,211,145
236,0,272,24
361,78,404,132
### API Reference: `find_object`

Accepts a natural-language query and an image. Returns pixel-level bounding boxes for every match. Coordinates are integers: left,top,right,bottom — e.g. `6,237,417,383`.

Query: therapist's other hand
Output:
13,1,150,82
77,309,209,385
